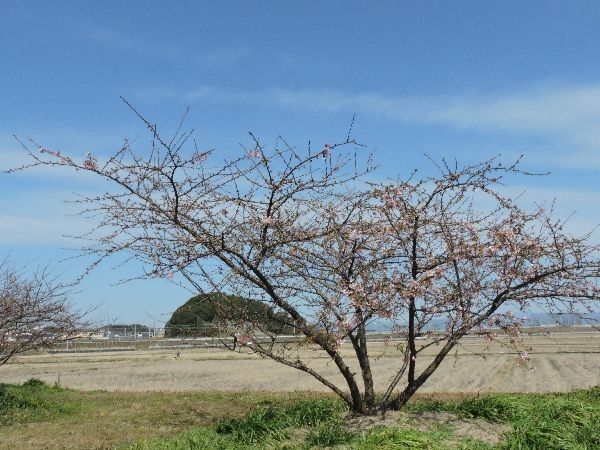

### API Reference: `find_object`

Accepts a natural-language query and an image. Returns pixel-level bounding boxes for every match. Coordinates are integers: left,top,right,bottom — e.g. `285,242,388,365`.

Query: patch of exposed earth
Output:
344,410,511,445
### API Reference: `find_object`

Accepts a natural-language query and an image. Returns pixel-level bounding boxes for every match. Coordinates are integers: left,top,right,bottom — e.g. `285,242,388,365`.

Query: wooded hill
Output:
165,292,294,337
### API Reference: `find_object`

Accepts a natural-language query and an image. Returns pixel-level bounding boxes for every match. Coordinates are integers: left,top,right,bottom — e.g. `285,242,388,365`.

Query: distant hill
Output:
165,292,294,337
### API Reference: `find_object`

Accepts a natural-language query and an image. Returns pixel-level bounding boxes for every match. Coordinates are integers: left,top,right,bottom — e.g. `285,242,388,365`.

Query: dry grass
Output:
2,332,598,394
0,389,321,450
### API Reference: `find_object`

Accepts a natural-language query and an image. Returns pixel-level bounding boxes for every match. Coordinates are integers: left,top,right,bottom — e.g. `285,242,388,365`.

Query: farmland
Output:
2,330,598,394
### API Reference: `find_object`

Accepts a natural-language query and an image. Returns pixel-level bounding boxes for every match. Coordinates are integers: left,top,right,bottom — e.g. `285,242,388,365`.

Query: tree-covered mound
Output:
165,292,294,337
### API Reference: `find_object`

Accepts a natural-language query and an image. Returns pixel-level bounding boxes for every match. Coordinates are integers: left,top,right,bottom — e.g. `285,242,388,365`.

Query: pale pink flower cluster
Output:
191,151,208,164
423,266,444,280
405,279,425,297
262,216,276,225
384,195,401,208
493,229,516,241
338,317,357,332
341,280,364,297
483,332,498,343
334,337,346,348
341,280,369,307
482,244,500,257
464,223,477,234
523,265,539,278
246,149,261,158
83,151,98,170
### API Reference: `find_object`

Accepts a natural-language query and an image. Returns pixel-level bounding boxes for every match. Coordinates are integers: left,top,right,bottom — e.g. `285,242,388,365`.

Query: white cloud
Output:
6,81,600,245
135,83,600,168
264,84,600,148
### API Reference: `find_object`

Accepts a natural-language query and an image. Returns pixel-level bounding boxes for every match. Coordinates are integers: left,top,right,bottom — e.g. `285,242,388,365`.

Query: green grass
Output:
125,398,479,449
408,387,600,449
353,426,450,450
0,383,278,449
214,398,344,444
127,388,600,449
1,381,598,449
127,399,348,449
0,378,78,425
305,423,354,447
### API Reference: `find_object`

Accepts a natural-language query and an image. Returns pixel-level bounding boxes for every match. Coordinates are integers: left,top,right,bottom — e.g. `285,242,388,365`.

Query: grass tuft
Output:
353,426,447,449
0,378,77,425
214,397,346,444
305,423,354,447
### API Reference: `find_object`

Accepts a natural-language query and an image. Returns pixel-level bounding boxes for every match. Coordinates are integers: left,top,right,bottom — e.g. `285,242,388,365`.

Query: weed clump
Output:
215,398,346,444
0,378,76,425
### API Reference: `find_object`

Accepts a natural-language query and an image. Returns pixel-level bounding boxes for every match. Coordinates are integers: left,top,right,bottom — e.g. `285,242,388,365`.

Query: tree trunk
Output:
388,337,459,410
355,320,376,413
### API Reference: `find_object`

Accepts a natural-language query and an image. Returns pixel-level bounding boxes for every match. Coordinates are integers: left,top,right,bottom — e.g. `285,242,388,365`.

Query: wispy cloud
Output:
134,82,600,167
0,189,91,246
86,26,253,67
267,84,600,150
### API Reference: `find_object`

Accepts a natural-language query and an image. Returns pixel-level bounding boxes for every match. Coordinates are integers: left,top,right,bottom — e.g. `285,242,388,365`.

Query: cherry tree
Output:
366,160,600,409
0,260,83,366
8,104,599,414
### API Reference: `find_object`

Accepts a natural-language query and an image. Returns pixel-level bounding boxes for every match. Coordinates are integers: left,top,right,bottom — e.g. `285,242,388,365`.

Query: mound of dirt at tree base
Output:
344,410,511,445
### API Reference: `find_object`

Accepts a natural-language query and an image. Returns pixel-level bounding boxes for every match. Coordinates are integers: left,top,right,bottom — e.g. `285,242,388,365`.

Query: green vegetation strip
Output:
1,380,598,449
127,388,599,450
125,398,456,450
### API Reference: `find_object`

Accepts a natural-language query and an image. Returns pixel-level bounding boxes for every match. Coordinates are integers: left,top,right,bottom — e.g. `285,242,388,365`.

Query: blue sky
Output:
1,1,600,325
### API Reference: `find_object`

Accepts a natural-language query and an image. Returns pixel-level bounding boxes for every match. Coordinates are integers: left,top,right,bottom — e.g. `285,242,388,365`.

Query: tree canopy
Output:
9,102,599,415
0,260,83,366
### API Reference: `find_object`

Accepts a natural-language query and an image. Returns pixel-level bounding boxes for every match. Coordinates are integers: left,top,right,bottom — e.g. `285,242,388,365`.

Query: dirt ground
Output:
1,331,598,393
345,410,512,445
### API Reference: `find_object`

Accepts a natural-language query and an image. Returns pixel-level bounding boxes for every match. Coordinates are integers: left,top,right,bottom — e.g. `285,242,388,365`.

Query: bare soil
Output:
345,410,511,445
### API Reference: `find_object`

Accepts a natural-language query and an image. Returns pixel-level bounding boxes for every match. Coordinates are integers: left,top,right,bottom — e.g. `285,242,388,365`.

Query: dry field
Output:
1,331,598,394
